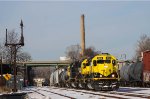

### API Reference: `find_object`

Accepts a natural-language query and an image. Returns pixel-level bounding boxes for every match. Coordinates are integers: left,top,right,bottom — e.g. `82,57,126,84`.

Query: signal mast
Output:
5,20,24,92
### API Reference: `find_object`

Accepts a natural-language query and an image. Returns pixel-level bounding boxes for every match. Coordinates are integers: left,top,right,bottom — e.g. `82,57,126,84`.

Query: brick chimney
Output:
81,14,85,56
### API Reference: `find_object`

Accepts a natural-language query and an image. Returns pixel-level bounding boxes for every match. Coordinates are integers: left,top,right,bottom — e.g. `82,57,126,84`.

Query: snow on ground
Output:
22,86,150,99
118,87,150,94
24,86,113,99
1,86,150,99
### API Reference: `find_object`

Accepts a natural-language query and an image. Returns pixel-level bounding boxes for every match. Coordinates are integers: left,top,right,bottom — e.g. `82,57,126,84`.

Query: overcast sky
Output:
0,1,150,61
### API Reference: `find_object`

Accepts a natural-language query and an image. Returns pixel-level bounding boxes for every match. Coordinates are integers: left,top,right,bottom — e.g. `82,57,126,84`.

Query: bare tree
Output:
33,67,50,78
0,43,3,56
0,30,31,63
65,44,81,61
83,46,98,59
65,44,98,61
135,34,150,59
17,51,32,62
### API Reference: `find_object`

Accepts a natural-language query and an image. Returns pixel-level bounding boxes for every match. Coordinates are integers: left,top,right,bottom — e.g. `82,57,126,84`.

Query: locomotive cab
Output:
92,53,118,79
81,59,91,77
88,53,119,90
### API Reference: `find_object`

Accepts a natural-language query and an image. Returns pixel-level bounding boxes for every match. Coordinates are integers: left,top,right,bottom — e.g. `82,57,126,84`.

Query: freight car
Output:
119,50,150,87
50,68,66,86
50,53,119,91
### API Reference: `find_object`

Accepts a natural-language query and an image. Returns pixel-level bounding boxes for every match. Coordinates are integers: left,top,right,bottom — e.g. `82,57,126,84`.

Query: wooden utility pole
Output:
5,20,24,92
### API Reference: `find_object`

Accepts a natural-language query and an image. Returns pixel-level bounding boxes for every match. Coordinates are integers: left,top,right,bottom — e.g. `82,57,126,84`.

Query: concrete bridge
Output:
17,60,71,86
20,60,71,67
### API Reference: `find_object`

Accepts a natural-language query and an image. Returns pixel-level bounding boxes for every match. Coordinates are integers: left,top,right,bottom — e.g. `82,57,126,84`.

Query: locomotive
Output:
50,53,119,90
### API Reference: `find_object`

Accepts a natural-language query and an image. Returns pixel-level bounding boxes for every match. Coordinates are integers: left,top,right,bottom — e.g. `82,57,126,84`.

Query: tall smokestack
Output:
81,14,85,56
5,29,8,46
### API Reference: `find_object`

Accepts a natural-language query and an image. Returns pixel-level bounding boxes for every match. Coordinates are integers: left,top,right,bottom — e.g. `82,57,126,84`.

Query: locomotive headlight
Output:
112,74,115,77
100,75,102,77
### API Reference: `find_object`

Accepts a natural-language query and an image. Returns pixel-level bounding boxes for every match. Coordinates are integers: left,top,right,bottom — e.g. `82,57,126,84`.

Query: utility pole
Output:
5,20,24,92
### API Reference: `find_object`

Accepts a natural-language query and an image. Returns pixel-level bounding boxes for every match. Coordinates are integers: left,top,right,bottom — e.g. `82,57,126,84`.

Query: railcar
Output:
50,68,65,86
119,61,143,86
119,50,150,87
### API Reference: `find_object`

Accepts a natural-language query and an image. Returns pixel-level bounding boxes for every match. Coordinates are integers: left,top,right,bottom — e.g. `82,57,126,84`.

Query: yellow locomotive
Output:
50,53,119,91
90,53,119,90
91,53,118,80
78,53,119,90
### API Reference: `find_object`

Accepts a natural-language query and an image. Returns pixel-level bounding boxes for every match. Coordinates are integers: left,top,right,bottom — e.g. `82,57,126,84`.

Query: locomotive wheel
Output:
87,81,94,90
71,82,77,88
146,83,150,88
94,84,102,91
112,85,119,91
65,83,70,88
78,83,85,89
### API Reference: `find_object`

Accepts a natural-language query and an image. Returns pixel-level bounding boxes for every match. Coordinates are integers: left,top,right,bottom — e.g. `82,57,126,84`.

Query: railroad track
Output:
28,87,74,99
48,86,150,99
108,91,150,98
40,87,117,99
26,86,150,99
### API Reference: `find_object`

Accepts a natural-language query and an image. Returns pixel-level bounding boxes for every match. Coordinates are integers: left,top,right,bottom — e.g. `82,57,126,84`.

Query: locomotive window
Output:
97,60,104,64
93,60,97,66
97,60,111,64
105,60,111,63
86,63,89,66
83,63,86,68
97,57,103,59
83,63,86,66
106,57,111,60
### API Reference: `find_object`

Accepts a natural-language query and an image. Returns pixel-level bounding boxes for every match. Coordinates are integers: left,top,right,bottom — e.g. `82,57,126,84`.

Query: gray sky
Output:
0,1,150,61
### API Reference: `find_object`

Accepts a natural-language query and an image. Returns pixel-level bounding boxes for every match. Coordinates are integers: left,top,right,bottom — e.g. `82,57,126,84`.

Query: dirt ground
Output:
0,86,11,93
